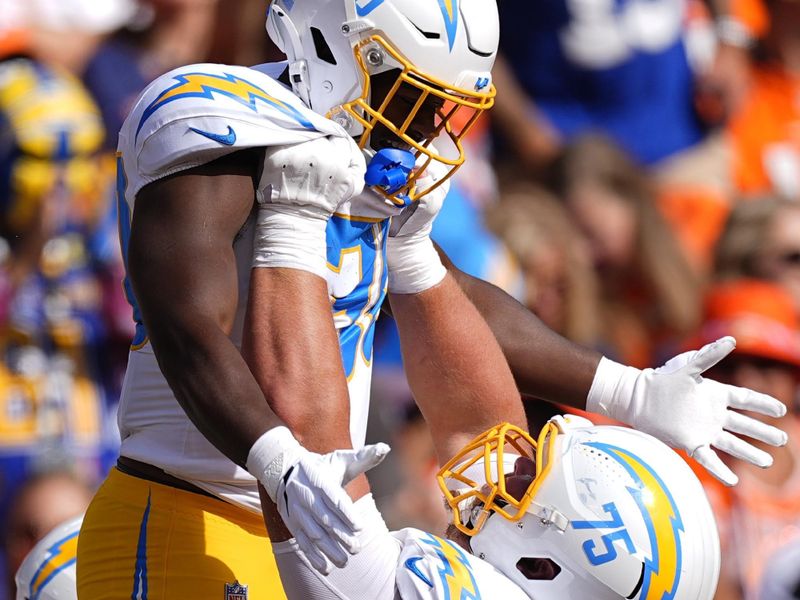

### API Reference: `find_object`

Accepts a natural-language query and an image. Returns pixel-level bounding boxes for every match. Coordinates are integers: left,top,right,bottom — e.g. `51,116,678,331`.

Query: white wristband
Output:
585,356,641,421
246,426,302,502
252,205,329,279
386,235,446,294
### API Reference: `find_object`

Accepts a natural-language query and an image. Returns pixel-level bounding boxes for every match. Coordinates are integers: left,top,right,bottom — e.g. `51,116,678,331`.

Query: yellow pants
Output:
77,468,287,600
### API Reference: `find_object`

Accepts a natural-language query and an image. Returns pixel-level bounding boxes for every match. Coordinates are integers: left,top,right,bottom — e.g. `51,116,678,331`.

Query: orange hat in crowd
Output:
0,29,30,58
697,279,800,368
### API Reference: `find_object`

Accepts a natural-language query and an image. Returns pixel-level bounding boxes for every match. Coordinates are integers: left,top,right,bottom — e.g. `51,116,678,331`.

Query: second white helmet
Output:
438,417,721,600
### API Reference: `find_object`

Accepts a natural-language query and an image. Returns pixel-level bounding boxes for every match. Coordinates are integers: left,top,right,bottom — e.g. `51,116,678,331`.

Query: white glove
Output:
386,160,450,294
247,426,390,573
586,336,788,486
253,135,366,277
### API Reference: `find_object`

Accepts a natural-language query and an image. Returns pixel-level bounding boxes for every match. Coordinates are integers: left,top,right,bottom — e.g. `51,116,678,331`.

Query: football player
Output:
19,417,721,600
273,416,723,600
77,0,787,597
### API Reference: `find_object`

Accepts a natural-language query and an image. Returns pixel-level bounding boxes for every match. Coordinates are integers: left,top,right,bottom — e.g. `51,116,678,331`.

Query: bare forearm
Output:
147,315,279,466
244,268,368,540
128,155,279,467
447,264,601,408
390,274,526,463
242,267,354,453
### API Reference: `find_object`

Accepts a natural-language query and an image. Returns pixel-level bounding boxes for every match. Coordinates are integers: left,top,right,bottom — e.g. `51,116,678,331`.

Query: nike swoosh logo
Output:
404,556,433,588
189,125,237,146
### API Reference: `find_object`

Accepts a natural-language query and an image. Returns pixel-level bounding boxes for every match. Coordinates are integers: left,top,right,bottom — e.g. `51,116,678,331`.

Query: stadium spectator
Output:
727,0,800,199
757,535,800,600
0,0,137,74
3,470,92,600
82,0,219,151
552,135,703,366
485,183,600,347
689,279,800,600
714,196,800,311
0,37,122,587
489,0,729,189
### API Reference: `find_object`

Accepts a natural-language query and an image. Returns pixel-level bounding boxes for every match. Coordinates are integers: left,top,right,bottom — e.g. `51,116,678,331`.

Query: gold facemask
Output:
437,421,560,536
330,34,495,206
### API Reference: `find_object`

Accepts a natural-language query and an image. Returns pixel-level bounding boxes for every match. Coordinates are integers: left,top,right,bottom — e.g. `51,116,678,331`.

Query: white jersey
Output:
272,495,530,600
115,62,404,513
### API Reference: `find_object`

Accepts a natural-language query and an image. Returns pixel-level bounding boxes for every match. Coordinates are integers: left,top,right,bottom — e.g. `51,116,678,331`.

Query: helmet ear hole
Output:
310,27,337,65
516,557,562,581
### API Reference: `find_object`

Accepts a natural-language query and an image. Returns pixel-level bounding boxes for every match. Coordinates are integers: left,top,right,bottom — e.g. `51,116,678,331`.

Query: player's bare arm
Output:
390,274,527,464
244,266,372,541
128,148,384,574
243,268,356,455
440,251,788,486
127,150,277,460
439,251,601,406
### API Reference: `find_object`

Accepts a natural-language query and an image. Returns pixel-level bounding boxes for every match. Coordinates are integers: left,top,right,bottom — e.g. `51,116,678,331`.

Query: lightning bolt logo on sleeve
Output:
586,442,684,600
135,72,315,140
27,530,79,600
422,533,482,600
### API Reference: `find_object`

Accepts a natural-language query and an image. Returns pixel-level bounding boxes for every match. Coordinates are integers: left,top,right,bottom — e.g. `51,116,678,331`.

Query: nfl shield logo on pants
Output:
225,581,248,600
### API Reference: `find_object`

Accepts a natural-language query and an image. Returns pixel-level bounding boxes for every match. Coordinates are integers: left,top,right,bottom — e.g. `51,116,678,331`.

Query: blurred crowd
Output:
0,0,796,599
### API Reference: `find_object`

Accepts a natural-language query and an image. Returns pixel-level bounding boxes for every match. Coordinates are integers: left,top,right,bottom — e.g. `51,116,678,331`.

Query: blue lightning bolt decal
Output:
422,533,482,600
136,71,315,140
27,530,79,600
437,0,459,50
586,442,684,600
356,0,386,15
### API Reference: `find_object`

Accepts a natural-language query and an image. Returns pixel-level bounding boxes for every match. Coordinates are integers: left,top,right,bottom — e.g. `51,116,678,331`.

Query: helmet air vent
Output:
410,21,441,40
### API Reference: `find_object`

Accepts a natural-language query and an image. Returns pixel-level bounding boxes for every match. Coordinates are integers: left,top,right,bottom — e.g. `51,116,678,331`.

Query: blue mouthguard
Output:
364,148,416,196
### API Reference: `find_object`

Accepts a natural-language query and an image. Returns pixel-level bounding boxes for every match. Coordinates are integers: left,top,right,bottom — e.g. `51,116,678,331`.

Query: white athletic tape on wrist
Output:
386,235,446,294
246,425,302,502
252,205,329,279
586,356,640,420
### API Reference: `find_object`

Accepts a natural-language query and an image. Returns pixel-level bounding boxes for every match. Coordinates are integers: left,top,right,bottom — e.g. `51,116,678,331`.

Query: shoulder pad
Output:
118,63,347,195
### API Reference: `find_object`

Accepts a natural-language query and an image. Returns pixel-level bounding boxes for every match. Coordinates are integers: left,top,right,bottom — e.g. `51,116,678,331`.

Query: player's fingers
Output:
295,530,332,575
684,337,736,376
725,410,788,447
714,431,773,468
726,387,788,418
692,445,739,486
319,488,363,546
295,503,329,543
310,526,349,568
339,443,391,484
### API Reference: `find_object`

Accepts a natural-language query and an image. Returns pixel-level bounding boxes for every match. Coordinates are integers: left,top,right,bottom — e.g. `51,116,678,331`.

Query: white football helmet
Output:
15,515,81,600
438,417,721,600
265,0,498,203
